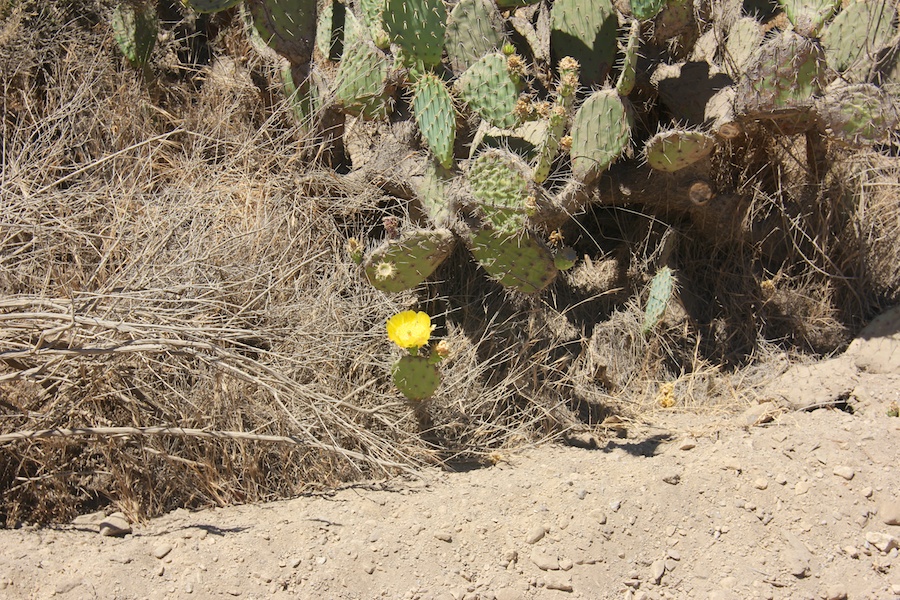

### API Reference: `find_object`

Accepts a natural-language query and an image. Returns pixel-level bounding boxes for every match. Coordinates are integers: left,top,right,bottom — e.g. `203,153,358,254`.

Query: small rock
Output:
434,531,453,543
678,441,696,451
739,403,777,427
590,510,608,525
774,474,788,486
54,578,83,595
795,481,811,495
494,588,523,600
558,557,574,571
861,487,874,498
543,576,573,592
362,563,375,575
98,512,132,537
650,560,666,584
524,525,546,544
832,466,855,481
843,546,859,559
879,500,900,525
864,531,899,553
661,471,681,485
609,500,622,512
72,510,106,525
822,583,848,600
152,543,173,560
722,458,742,473
753,478,769,490
666,548,681,561
530,549,560,571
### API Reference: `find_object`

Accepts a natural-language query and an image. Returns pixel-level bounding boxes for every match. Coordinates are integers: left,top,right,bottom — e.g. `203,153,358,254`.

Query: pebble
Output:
494,589,522,600
650,559,666,584
362,563,375,575
679,441,696,451
98,512,132,537
795,481,812,495
843,546,859,558
862,487,874,498
864,531,898,553
832,466,855,481
879,500,900,525
661,471,681,485
821,584,848,600
72,510,106,525
530,549,560,571
152,543,173,560
434,531,453,543
590,511,608,525
774,474,788,486
666,548,681,561
753,478,769,490
524,525,546,544
543,576,573,592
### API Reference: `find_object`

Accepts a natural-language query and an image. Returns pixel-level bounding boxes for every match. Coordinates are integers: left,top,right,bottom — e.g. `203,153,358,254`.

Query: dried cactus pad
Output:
816,83,900,147
364,228,456,293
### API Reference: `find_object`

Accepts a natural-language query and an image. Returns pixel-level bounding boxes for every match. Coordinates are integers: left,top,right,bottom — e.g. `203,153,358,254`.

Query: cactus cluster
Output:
120,0,899,316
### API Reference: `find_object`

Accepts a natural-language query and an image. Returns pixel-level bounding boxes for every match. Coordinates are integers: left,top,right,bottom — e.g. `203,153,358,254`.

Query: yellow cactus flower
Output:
387,311,433,349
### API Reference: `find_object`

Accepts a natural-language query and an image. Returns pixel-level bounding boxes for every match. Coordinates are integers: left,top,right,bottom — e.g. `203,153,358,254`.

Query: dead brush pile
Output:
1,0,898,525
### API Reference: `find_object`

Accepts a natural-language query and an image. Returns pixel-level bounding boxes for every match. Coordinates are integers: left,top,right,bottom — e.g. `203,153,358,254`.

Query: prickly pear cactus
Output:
570,89,632,185
419,161,457,229
413,74,457,169
644,130,716,173
616,20,641,97
724,17,763,78
778,0,839,37
533,57,579,184
469,229,558,294
820,0,897,83
642,266,675,334
364,228,456,293
467,149,534,234
816,83,900,147
392,355,441,400
457,53,523,129
334,40,394,119
111,1,158,68
246,0,318,67
551,0,618,86
382,0,447,68
359,0,390,49
445,0,505,73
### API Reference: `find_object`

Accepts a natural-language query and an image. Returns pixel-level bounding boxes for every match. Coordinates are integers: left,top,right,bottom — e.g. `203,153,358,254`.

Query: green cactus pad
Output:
570,89,632,185
469,229,558,294
778,0,840,37
185,0,242,12
628,0,667,21
419,160,456,228
642,266,675,334
616,19,641,97
468,149,533,234
724,17,763,78
551,0,618,87
735,30,825,119
821,0,897,82
644,130,716,173
364,228,456,293
413,73,457,169
816,83,900,147
359,0,390,49
392,355,441,401
457,53,523,129
246,0,317,67
335,40,394,119
383,0,447,68
554,246,578,271
111,2,158,67
445,0,505,73
315,0,344,60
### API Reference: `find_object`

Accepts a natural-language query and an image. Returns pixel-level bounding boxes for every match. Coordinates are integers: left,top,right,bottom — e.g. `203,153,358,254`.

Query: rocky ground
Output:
1,312,899,600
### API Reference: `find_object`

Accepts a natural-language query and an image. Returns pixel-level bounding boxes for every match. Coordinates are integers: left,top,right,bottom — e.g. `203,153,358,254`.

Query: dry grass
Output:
1,0,898,525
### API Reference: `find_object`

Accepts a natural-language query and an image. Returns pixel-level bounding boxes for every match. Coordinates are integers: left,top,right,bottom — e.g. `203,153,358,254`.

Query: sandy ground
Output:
1,324,899,600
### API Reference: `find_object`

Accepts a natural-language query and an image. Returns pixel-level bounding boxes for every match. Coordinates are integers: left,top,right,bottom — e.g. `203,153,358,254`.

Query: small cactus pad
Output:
570,89,632,185
551,0,618,87
724,17,763,77
186,0,242,12
778,0,840,37
413,74,457,169
457,53,523,129
419,160,456,228
644,130,716,173
364,228,456,293
735,30,825,118
469,229,558,294
392,355,441,401
821,0,897,82
111,2,158,67
616,19,641,97
816,83,900,147
445,0,505,73
314,0,342,60
335,40,393,119
359,0,390,49
246,0,318,67
382,0,447,68
642,266,675,334
627,0,667,22
468,149,533,234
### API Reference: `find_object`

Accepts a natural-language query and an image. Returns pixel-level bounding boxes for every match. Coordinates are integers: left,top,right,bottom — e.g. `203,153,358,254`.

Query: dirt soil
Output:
1,319,899,600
